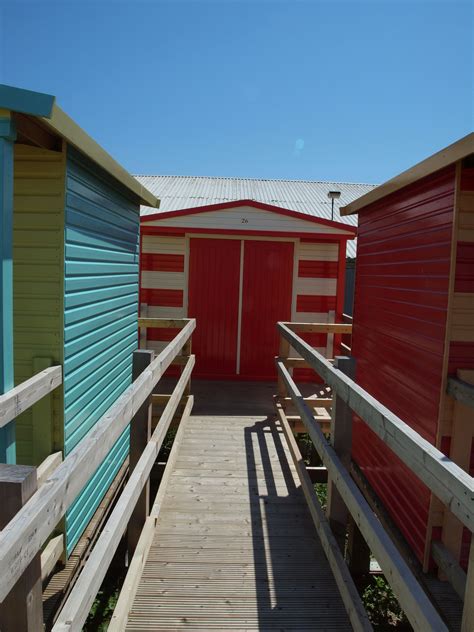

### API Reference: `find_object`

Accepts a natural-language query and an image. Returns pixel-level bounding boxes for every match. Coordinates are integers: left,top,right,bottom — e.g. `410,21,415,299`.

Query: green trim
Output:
0,84,55,118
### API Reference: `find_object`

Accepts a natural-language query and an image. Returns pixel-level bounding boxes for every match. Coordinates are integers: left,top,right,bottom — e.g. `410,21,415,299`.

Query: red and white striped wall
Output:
140,231,347,378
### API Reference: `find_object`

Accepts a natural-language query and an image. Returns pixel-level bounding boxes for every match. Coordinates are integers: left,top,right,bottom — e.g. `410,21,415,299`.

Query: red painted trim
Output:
296,295,337,312
141,198,357,234
298,260,338,278
141,253,184,272
142,225,352,241
334,240,347,354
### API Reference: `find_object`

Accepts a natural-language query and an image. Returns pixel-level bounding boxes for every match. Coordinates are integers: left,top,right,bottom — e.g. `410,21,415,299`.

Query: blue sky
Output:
0,0,472,184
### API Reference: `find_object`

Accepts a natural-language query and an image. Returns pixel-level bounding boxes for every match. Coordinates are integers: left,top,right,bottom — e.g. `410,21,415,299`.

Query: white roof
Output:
135,175,377,257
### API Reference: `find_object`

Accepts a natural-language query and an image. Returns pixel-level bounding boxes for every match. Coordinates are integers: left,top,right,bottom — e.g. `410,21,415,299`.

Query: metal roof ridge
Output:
133,173,378,187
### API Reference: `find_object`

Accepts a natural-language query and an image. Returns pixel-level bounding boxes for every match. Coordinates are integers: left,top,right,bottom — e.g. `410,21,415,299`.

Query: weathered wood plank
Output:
125,414,354,631
282,321,352,334
0,320,195,602
432,540,466,601
275,402,372,632
110,404,191,632
52,391,194,632
0,365,62,429
41,535,63,583
277,359,448,631
447,375,474,409
36,451,62,488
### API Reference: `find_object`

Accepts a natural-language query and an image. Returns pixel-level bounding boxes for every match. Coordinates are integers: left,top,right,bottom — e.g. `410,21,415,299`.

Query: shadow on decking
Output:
155,377,323,416
243,418,348,629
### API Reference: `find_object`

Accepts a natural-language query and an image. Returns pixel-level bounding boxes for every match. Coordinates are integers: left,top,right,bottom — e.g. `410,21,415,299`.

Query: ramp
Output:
124,414,353,631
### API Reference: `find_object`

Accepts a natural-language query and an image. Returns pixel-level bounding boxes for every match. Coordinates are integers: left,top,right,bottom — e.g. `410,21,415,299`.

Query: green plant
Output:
362,574,410,630
314,482,327,510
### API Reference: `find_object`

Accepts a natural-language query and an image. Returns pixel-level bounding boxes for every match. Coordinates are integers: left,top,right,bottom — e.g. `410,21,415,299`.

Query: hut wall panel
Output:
292,241,339,380
64,147,140,554
145,205,353,235
12,144,65,465
351,165,456,562
140,235,186,358
446,164,474,567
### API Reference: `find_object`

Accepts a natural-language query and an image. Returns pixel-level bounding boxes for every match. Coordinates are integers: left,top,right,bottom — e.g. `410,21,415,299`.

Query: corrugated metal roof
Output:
135,175,377,257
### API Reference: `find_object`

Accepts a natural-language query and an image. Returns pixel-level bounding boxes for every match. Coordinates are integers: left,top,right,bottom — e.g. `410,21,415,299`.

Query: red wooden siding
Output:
141,253,184,272
351,165,456,562
140,288,183,307
188,238,241,378
240,241,294,379
298,260,338,277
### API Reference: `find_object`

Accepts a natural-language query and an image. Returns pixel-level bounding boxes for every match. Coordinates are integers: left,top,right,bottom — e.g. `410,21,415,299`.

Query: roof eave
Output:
0,84,55,118
141,198,356,236
40,105,159,207
341,132,474,216
0,84,159,208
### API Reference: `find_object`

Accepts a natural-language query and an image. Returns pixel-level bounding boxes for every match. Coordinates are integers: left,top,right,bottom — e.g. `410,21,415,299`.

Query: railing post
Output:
139,304,148,349
0,464,43,631
32,357,54,465
128,349,154,560
182,337,192,397
326,356,355,551
278,329,290,406
461,541,474,631
346,515,371,580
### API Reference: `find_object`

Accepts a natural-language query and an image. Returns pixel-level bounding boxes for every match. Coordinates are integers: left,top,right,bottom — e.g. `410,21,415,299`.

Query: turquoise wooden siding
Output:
64,147,140,554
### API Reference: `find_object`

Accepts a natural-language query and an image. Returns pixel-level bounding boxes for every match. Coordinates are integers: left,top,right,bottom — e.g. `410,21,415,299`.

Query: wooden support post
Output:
182,338,192,397
32,357,54,465
461,540,474,631
278,335,290,405
326,310,335,358
347,515,371,580
0,464,43,631
128,349,154,560
327,356,355,552
139,304,148,349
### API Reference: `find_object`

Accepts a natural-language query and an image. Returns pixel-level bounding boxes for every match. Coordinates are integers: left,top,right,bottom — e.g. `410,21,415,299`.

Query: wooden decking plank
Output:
125,415,352,631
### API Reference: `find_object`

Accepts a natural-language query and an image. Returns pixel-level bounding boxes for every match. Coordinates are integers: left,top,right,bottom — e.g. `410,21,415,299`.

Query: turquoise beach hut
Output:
0,84,159,553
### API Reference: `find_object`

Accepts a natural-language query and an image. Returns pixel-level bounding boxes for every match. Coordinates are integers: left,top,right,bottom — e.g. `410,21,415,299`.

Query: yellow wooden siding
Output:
13,144,65,465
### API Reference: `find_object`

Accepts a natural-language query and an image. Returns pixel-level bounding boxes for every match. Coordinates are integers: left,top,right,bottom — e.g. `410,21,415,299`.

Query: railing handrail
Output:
281,321,352,334
0,365,62,429
276,361,447,631
53,361,195,631
278,321,474,534
0,318,196,602
447,375,474,409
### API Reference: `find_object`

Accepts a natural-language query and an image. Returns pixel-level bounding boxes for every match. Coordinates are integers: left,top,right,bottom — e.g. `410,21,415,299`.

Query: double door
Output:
188,238,294,379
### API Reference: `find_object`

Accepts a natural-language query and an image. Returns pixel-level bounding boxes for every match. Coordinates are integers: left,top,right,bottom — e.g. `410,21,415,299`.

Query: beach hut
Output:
0,84,159,554
340,133,474,571
139,199,356,380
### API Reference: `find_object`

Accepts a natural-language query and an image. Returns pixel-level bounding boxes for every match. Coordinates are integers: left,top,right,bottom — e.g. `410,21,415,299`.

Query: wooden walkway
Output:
125,415,352,631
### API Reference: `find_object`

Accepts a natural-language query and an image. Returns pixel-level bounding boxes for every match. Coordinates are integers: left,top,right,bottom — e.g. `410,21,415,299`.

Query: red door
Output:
188,238,241,378
240,241,294,379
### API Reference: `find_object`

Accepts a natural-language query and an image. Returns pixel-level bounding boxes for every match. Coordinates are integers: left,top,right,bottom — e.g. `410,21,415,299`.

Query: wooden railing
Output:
0,364,62,429
0,318,195,632
276,321,474,632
